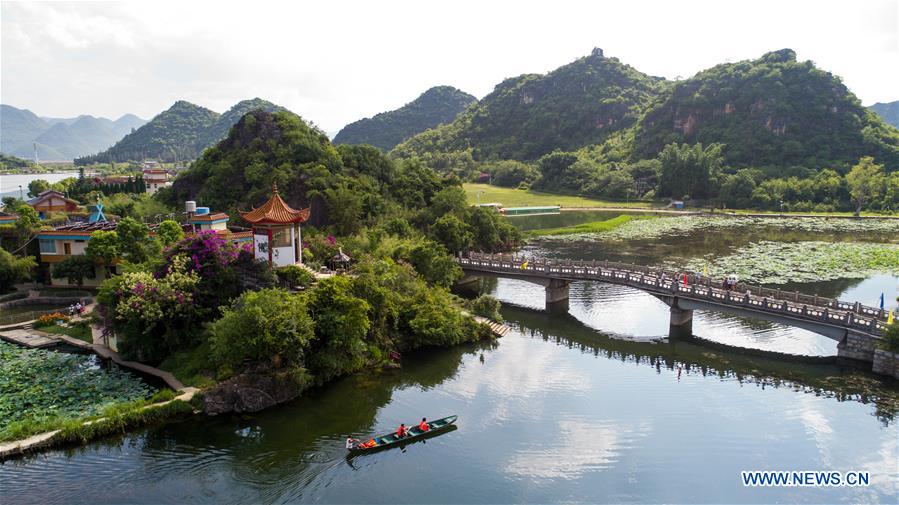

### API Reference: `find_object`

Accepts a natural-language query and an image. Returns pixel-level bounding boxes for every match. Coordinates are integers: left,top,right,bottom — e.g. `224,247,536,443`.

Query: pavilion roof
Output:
240,183,310,225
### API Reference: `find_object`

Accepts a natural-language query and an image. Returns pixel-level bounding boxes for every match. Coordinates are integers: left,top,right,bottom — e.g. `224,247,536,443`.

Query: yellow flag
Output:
889,310,894,324
703,264,709,277
521,261,529,270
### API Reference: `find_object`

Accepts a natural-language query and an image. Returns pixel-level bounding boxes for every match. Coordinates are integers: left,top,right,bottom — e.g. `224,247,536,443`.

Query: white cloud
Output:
2,0,897,131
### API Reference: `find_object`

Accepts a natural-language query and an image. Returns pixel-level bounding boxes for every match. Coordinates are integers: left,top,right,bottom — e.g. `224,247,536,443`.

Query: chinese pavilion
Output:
241,184,310,267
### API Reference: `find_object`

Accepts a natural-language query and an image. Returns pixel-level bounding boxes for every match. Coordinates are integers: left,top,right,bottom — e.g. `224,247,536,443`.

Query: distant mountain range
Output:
869,101,899,128
76,98,288,164
333,86,476,151
0,105,147,161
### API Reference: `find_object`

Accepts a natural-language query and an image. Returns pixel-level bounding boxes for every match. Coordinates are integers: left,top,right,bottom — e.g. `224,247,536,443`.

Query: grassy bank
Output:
0,389,179,443
463,183,656,209
526,215,656,237
37,322,92,343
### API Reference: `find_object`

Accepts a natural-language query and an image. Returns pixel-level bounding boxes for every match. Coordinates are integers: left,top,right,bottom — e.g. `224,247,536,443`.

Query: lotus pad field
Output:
0,341,153,436
679,241,899,285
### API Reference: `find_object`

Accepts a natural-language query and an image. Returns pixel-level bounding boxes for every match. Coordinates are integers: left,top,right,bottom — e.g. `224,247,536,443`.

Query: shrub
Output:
0,247,36,293
467,294,503,322
276,265,315,289
210,288,315,368
879,323,899,353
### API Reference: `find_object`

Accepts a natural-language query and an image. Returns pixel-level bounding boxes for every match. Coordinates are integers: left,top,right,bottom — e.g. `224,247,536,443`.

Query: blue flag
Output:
880,293,885,310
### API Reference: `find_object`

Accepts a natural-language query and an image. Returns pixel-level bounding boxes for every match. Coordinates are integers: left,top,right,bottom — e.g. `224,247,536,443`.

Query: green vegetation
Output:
466,294,503,322
275,265,315,289
0,247,36,293
879,323,899,353
52,256,96,287
680,241,899,284
597,215,899,242
76,98,287,164
463,183,654,209
334,86,476,151
0,154,48,173
37,322,92,343
0,340,153,440
394,49,898,213
393,48,663,162
527,214,654,237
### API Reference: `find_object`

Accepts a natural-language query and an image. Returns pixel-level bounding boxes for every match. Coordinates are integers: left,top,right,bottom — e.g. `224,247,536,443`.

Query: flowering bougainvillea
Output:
115,256,200,326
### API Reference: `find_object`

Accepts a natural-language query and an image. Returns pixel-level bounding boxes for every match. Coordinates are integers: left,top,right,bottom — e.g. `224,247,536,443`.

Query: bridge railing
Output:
458,253,887,336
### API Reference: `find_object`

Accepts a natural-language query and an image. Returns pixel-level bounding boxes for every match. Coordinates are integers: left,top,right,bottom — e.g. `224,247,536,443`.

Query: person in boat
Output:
397,423,410,438
418,418,430,432
346,437,360,450
359,439,377,449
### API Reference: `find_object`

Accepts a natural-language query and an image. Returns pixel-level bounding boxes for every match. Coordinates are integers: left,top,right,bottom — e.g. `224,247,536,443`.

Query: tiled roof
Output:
240,184,310,224
190,212,229,222
27,190,80,207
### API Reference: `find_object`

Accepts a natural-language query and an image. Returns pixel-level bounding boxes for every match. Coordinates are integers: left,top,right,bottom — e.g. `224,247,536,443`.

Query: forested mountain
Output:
333,86,476,150
196,98,287,148
76,101,219,164
394,48,899,174
870,101,899,128
393,48,666,162
78,98,289,164
633,49,899,168
0,105,147,160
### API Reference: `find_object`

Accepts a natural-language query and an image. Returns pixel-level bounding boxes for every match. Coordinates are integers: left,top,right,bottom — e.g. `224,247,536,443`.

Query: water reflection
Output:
506,305,899,425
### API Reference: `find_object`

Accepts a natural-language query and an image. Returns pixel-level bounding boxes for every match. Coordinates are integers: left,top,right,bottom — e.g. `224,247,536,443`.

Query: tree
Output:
489,160,537,187
156,220,184,247
12,204,40,245
52,256,95,287
27,179,50,198
657,143,724,200
719,170,757,208
0,247,36,292
431,215,473,254
116,217,159,263
846,156,886,216
307,276,371,380
210,288,315,367
86,230,120,270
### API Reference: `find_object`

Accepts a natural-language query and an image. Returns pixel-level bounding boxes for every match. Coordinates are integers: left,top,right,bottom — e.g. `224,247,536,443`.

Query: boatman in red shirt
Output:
418,418,430,432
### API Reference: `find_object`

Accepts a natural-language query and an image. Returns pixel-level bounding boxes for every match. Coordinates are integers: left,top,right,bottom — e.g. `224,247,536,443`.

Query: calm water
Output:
2,218,898,504
0,172,80,199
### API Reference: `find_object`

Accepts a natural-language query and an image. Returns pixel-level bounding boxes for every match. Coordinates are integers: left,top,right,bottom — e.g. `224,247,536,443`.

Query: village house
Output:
37,203,250,286
27,190,80,218
0,211,17,225
143,169,171,195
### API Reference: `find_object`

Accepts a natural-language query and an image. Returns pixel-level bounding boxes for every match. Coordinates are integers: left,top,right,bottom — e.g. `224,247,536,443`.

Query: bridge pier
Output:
837,332,876,362
545,279,570,314
669,305,694,338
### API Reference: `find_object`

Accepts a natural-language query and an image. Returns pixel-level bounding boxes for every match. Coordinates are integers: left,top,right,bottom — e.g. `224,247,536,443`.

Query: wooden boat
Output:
348,415,458,454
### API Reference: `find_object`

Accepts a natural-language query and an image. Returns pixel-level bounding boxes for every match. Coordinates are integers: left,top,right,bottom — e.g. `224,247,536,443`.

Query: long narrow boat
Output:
348,415,458,455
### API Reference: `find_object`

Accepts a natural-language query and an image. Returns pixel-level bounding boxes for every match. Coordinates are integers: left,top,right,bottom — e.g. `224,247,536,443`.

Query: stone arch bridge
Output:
456,253,890,365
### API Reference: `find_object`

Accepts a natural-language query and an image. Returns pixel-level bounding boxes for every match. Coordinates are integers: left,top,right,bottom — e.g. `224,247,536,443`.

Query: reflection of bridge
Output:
456,253,889,364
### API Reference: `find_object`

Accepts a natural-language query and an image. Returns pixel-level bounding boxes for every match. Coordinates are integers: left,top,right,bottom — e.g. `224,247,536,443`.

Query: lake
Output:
0,172,80,200
1,216,897,504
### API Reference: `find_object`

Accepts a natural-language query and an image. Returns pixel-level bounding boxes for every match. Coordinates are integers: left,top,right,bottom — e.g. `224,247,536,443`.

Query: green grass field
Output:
463,184,656,209
526,215,656,236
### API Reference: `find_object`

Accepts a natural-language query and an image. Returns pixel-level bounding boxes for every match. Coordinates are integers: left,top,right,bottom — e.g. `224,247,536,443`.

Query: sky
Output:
2,0,898,134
